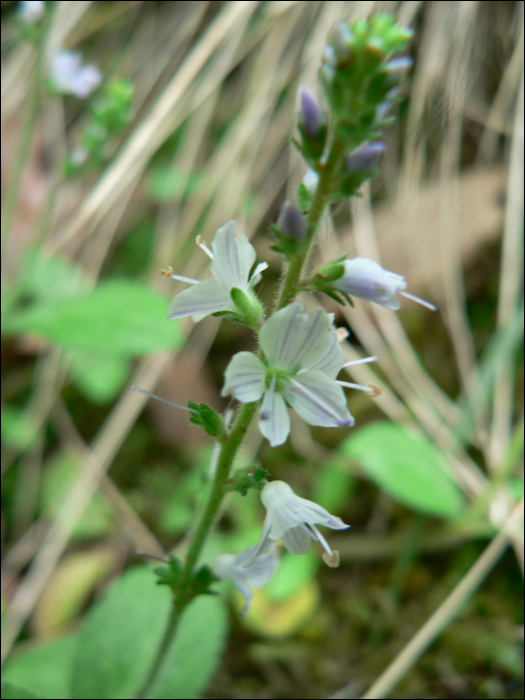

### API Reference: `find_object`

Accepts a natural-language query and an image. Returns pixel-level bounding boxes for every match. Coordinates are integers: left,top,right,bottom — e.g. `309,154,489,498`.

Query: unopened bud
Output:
346,142,385,173
329,23,355,65
382,56,413,82
276,201,307,242
298,87,323,138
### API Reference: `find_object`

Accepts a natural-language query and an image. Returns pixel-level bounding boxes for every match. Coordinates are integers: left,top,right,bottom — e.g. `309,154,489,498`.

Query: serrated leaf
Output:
70,567,171,699
2,634,78,699
6,279,183,358
340,422,465,518
150,596,227,699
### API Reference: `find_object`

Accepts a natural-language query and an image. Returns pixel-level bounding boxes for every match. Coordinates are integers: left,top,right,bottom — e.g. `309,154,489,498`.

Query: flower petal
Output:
168,279,234,320
282,524,313,555
283,370,354,428
333,258,406,309
258,377,291,446
259,302,330,370
222,352,265,403
211,221,256,291
304,327,346,379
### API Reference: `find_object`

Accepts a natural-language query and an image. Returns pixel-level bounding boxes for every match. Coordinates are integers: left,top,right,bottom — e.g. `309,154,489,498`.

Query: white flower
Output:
221,302,354,446
168,220,267,323
18,0,44,23
212,543,280,615
332,258,436,311
248,480,349,566
49,51,101,99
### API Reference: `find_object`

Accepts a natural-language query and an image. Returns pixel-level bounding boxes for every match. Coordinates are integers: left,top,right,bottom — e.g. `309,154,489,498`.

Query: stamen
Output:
322,550,340,568
400,291,437,312
288,377,353,426
336,327,349,342
337,380,376,394
196,235,214,260
135,549,169,563
161,266,173,277
170,273,199,285
298,522,319,543
308,524,333,557
343,355,377,368
131,386,197,412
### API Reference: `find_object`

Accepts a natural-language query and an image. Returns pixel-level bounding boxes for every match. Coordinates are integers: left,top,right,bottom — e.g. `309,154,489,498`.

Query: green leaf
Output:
1,682,44,699
1,405,38,450
6,279,183,358
2,634,78,699
150,595,227,699
70,567,171,699
19,249,83,304
68,351,130,404
340,422,465,518
297,182,312,212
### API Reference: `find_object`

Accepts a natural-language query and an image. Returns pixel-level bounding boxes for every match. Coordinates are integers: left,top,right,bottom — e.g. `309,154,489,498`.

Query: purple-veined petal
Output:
258,377,291,447
167,279,234,320
210,221,256,291
333,258,406,309
259,302,330,371
304,327,346,379
282,524,313,555
283,370,354,428
221,352,265,403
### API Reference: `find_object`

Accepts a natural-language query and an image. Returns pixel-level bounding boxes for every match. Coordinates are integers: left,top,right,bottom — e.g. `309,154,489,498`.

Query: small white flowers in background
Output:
212,543,280,615
168,220,267,323
49,51,102,99
18,0,44,23
221,301,354,446
248,480,349,567
332,258,437,311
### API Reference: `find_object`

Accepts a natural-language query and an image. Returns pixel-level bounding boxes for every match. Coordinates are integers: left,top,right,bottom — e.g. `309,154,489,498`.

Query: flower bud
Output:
298,87,323,139
329,22,355,66
276,201,307,242
382,56,413,82
346,142,385,173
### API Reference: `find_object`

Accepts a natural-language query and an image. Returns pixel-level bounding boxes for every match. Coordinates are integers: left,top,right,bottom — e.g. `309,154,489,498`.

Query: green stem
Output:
1,28,46,259
274,139,343,311
135,402,258,699
138,125,344,700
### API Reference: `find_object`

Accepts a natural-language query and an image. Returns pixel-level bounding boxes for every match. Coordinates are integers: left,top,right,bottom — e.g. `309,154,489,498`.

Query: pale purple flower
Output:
49,51,101,99
212,543,280,615
332,258,437,311
248,480,350,566
168,220,267,323
221,302,355,447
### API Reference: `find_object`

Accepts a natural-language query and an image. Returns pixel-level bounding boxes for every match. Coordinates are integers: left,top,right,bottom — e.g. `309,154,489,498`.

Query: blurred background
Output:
1,1,523,698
